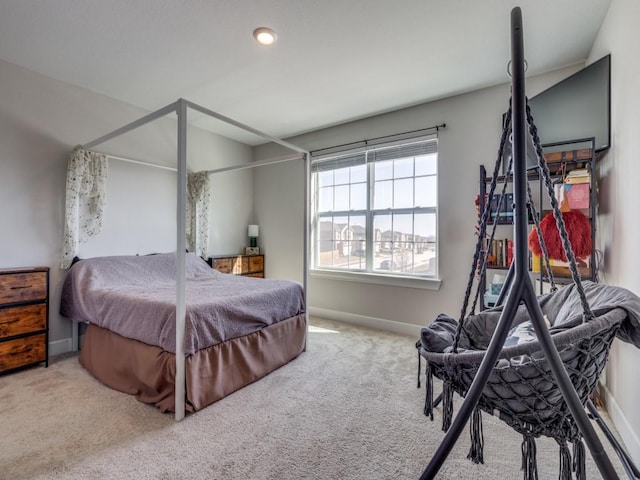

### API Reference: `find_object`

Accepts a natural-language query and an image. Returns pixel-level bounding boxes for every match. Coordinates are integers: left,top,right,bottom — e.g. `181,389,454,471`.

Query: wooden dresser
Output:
0,267,49,374
208,254,264,278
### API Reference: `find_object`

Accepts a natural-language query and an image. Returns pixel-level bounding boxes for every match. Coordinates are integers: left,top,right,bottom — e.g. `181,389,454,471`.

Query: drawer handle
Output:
10,285,32,290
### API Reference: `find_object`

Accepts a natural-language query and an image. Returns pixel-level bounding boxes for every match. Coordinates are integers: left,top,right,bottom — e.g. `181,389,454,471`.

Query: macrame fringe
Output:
558,441,572,480
423,365,434,421
441,381,454,432
467,405,484,464
521,434,538,480
573,439,586,480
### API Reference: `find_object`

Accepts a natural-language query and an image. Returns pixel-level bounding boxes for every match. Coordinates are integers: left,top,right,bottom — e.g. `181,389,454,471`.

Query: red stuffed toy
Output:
528,210,592,261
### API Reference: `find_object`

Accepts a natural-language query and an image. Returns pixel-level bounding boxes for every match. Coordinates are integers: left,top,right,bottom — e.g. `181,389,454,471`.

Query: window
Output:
312,137,438,278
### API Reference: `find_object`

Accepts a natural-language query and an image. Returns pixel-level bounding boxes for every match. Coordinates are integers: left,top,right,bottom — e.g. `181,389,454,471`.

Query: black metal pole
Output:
511,8,529,285
512,6,618,477
420,8,620,479
521,285,619,479
587,400,640,479
419,10,531,478
495,261,514,307
419,278,527,479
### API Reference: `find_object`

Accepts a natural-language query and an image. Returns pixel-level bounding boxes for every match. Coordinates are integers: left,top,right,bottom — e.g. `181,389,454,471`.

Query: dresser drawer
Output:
0,272,47,305
0,304,47,338
0,333,46,373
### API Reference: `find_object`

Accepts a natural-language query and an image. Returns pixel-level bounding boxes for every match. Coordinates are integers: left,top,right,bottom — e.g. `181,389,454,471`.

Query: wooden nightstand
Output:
0,267,49,374
208,254,265,278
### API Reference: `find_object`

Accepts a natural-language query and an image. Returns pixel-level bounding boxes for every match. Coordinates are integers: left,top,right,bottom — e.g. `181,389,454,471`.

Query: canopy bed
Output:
61,98,310,421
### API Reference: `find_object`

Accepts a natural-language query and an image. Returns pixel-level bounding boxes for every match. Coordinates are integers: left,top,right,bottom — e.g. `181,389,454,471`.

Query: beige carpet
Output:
0,317,628,479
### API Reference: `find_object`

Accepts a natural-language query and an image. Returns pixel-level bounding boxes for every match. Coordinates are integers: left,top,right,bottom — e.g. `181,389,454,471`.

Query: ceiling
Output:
0,0,611,145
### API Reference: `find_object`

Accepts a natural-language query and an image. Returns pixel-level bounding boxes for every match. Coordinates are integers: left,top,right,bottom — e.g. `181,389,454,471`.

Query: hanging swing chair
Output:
415,8,640,480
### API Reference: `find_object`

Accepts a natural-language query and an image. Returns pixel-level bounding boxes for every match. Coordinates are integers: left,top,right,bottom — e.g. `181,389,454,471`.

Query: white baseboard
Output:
309,306,422,338
601,384,640,466
48,337,73,357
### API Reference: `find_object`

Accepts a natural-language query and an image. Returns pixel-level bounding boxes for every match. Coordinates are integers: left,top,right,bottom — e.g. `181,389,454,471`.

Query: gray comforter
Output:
60,253,305,355
421,281,640,353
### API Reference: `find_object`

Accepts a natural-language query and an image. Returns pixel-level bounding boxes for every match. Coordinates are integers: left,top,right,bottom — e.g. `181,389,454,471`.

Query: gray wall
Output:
588,0,640,464
0,59,254,354
254,65,581,335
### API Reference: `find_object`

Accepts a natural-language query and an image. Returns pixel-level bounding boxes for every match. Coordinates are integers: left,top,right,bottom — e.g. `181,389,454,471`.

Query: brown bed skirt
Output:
79,314,306,412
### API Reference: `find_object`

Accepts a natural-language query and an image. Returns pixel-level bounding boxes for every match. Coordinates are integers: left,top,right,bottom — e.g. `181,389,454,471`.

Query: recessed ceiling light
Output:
253,27,277,46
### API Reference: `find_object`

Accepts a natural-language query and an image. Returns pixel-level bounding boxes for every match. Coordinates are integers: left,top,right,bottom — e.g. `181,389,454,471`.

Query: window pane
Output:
334,167,349,185
374,180,392,209
351,164,366,183
414,213,437,275
415,176,437,208
334,185,349,210
374,214,391,238
317,218,336,267
394,214,413,239
394,157,413,178
319,186,334,212
350,183,367,210
375,160,393,180
415,153,437,176
393,178,414,208
318,170,333,187
346,241,367,269
348,215,366,268
415,212,436,238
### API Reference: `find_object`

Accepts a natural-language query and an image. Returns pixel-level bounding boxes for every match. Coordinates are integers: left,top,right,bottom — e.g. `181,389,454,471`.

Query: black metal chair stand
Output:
418,7,621,479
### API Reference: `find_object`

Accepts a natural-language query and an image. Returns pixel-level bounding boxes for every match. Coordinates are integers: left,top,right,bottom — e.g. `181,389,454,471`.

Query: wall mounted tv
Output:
504,54,611,171
529,54,611,152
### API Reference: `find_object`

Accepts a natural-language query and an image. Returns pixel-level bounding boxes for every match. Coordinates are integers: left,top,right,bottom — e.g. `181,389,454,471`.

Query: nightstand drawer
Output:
249,256,264,273
0,333,46,372
212,258,234,274
0,304,47,338
0,272,47,305
210,254,264,277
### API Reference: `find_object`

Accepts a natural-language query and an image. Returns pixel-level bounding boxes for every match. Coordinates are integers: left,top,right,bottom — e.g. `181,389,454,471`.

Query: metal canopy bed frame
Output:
79,98,310,421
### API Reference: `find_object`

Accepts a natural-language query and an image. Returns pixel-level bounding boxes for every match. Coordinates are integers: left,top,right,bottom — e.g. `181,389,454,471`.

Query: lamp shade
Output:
248,225,259,237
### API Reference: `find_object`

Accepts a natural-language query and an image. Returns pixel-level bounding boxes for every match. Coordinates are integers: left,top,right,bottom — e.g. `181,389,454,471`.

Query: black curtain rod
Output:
310,123,446,156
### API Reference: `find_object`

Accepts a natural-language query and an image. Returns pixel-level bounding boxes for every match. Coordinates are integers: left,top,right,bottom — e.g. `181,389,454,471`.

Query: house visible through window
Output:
311,136,438,277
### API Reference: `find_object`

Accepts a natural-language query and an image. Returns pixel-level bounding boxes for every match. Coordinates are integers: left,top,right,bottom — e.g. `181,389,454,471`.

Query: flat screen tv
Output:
504,54,611,171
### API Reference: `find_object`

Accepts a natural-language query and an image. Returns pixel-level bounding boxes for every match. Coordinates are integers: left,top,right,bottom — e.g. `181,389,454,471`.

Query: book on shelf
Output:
564,168,591,185
565,183,590,209
484,238,513,268
488,193,514,221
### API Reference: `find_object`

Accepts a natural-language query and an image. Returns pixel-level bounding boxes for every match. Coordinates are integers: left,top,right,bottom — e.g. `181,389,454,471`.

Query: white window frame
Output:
310,135,440,290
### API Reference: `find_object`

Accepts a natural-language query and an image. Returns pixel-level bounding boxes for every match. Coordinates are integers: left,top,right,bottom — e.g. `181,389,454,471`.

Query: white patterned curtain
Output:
60,148,108,268
186,171,211,258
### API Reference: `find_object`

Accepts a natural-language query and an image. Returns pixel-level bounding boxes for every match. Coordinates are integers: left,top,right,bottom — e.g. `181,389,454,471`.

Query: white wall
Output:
588,0,640,464
0,59,254,352
254,64,581,334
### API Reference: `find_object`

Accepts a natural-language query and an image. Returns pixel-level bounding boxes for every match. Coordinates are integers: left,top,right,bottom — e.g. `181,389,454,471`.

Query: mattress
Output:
60,252,306,354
